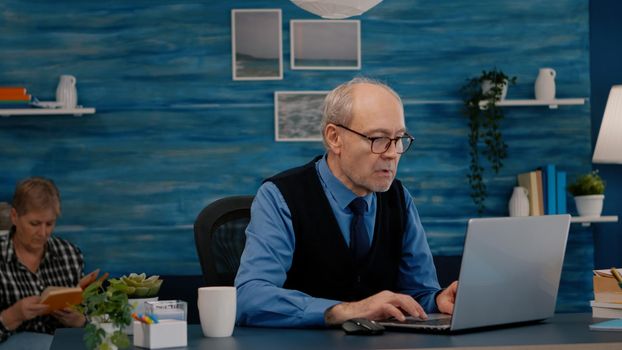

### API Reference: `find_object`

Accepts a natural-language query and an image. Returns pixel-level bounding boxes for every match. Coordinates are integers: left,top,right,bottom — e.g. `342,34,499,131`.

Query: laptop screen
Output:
450,215,571,331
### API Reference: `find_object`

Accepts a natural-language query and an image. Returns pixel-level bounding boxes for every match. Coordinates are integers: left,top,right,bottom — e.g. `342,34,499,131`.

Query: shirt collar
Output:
3,226,56,264
317,154,373,212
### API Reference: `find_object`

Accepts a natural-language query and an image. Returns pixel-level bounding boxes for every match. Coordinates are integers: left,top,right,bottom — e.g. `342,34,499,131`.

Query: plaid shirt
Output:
0,228,84,343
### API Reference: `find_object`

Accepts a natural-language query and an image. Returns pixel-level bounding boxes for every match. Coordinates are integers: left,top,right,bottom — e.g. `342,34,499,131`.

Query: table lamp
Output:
593,85,622,164
290,0,383,19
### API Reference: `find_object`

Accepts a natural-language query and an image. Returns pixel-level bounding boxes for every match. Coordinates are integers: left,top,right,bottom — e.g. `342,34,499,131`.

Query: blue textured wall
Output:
0,0,593,311
590,0,622,270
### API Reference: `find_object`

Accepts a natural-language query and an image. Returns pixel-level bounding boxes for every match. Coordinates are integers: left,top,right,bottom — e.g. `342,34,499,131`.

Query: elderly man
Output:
235,77,457,327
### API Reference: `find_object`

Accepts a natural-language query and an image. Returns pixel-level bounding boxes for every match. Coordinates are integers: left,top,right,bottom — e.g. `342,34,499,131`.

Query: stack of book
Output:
591,268,622,318
516,164,567,216
0,86,31,108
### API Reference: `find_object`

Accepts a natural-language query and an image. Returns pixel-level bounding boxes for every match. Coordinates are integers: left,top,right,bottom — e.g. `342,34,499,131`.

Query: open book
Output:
40,286,83,313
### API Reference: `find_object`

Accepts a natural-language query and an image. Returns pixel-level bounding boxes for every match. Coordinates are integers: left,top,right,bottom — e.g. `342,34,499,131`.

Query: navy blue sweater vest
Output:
267,156,406,302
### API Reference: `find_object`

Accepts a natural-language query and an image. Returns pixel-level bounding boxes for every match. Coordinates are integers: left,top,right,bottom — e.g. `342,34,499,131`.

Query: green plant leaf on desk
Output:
108,273,163,298
78,277,132,350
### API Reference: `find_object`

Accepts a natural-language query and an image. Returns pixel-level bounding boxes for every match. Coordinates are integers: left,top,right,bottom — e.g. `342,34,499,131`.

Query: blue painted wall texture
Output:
590,0,622,270
1,1,595,311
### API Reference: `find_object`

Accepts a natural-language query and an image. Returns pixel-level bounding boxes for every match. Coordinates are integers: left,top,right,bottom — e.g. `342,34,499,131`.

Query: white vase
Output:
534,68,556,100
55,74,78,109
481,79,508,100
574,195,604,217
509,186,530,217
90,317,121,350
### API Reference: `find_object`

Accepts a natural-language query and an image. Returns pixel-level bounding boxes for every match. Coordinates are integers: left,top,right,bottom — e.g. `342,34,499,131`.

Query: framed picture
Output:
274,91,329,141
290,20,361,70
231,9,283,80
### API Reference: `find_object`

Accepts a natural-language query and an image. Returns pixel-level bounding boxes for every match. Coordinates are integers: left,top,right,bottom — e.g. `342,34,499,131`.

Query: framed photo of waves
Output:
231,9,283,80
290,20,361,70
274,91,329,142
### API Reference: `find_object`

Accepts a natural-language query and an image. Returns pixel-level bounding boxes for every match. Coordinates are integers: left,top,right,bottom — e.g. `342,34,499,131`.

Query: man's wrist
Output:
324,302,351,326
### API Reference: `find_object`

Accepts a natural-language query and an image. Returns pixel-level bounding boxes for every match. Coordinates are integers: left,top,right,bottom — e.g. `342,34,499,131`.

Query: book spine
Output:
0,87,27,95
533,170,543,216
0,93,30,101
592,306,622,319
545,164,557,215
556,171,567,214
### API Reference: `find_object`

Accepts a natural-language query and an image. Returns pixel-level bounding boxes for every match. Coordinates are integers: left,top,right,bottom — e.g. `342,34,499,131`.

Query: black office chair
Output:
193,195,254,286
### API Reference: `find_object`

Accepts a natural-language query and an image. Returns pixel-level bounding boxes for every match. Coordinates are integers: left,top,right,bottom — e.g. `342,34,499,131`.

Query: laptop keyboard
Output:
404,317,451,326
379,314,452,331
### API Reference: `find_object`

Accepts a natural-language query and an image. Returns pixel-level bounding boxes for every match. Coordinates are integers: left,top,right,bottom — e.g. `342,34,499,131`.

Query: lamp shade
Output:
593,85,622,164
290,0,383,19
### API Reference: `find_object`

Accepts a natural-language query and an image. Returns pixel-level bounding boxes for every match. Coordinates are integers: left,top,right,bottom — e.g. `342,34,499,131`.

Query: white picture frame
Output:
290,20,361,70
274,91,329,142
231,9,283,80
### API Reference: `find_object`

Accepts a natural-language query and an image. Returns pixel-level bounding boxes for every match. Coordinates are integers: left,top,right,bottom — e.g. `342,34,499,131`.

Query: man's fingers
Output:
381,303,406,321
393,294,427,320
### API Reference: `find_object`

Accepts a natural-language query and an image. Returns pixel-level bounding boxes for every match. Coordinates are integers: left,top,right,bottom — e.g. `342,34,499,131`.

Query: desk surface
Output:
51,313,622,350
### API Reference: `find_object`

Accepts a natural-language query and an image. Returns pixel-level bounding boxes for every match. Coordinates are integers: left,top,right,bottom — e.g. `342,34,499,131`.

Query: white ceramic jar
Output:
534,68,556,100
509,186,530,217
56,75,78,108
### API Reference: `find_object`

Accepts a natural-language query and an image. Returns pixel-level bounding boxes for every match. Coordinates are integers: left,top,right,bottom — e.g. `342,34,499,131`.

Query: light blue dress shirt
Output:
235,156,441,327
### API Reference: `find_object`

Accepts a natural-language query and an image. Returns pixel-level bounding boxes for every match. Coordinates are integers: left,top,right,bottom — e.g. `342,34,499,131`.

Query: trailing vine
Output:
461,69,516,213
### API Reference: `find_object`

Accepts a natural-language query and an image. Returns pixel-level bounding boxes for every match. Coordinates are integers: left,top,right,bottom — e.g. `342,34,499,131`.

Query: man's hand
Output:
1,296,50,330
52,308,86,328
436,281,458,314
324,290,427,325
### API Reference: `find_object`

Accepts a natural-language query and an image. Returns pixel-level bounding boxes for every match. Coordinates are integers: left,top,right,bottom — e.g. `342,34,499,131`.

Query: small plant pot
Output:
90,317,122,350
481,79,508,100
573,194,604,217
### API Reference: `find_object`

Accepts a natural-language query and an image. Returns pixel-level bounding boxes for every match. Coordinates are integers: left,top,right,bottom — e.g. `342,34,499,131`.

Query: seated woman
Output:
0,177,98,349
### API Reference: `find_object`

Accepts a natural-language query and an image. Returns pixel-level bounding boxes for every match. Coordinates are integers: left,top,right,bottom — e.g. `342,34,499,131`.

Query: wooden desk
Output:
50,313,622,350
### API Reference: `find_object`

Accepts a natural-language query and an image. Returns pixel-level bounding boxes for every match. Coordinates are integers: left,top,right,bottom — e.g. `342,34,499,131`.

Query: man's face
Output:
10,207,56,253
330,84,406,196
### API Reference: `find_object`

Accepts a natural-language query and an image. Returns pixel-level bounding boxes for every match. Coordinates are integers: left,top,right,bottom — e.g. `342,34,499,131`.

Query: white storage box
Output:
133,319,187,349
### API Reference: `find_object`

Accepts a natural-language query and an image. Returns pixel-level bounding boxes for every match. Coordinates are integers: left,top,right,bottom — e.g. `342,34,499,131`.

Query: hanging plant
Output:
461,68,516,213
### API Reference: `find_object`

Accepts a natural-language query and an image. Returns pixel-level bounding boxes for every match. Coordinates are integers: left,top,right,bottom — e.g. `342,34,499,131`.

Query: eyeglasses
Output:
334,124,414,154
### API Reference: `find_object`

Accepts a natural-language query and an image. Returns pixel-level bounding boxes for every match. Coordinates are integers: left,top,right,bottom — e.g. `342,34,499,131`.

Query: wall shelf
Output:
479,98,586,109
571,215,618,227
0,107,96,117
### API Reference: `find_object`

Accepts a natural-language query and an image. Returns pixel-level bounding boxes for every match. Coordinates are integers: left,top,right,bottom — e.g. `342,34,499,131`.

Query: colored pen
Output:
610,267,622,289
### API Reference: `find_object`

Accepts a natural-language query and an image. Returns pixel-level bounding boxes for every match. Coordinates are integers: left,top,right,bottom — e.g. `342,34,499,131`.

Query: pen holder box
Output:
133,319,187,349
593,275,622,303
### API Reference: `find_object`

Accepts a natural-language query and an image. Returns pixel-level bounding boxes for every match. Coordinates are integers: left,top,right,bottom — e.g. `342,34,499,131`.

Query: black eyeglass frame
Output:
333,123,415,154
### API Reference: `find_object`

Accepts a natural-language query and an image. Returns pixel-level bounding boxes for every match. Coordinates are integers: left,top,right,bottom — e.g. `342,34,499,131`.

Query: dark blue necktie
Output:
349,197,370,264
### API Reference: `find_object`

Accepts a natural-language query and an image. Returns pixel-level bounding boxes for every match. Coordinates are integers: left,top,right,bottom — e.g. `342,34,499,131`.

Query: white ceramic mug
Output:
197,286,236,337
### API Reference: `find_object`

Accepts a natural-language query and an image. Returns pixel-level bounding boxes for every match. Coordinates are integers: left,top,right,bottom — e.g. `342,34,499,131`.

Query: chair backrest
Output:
193,195,254,286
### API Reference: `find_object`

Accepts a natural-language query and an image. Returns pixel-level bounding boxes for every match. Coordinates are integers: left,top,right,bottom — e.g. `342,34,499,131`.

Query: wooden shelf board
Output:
0,107,96,117
479,98,585,109
571,215,618,224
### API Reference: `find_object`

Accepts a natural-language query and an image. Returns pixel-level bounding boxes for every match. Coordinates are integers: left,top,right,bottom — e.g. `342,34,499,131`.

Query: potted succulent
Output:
567,170,606,217
79,277,133,350
461,68,517,213
108,273,163,334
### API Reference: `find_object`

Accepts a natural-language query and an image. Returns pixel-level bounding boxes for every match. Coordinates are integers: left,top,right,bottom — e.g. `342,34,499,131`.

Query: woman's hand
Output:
52,308,86,328
1,296,50,330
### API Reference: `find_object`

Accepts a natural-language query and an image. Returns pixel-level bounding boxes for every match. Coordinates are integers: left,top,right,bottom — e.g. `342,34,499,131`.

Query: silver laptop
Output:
379,214,571,332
